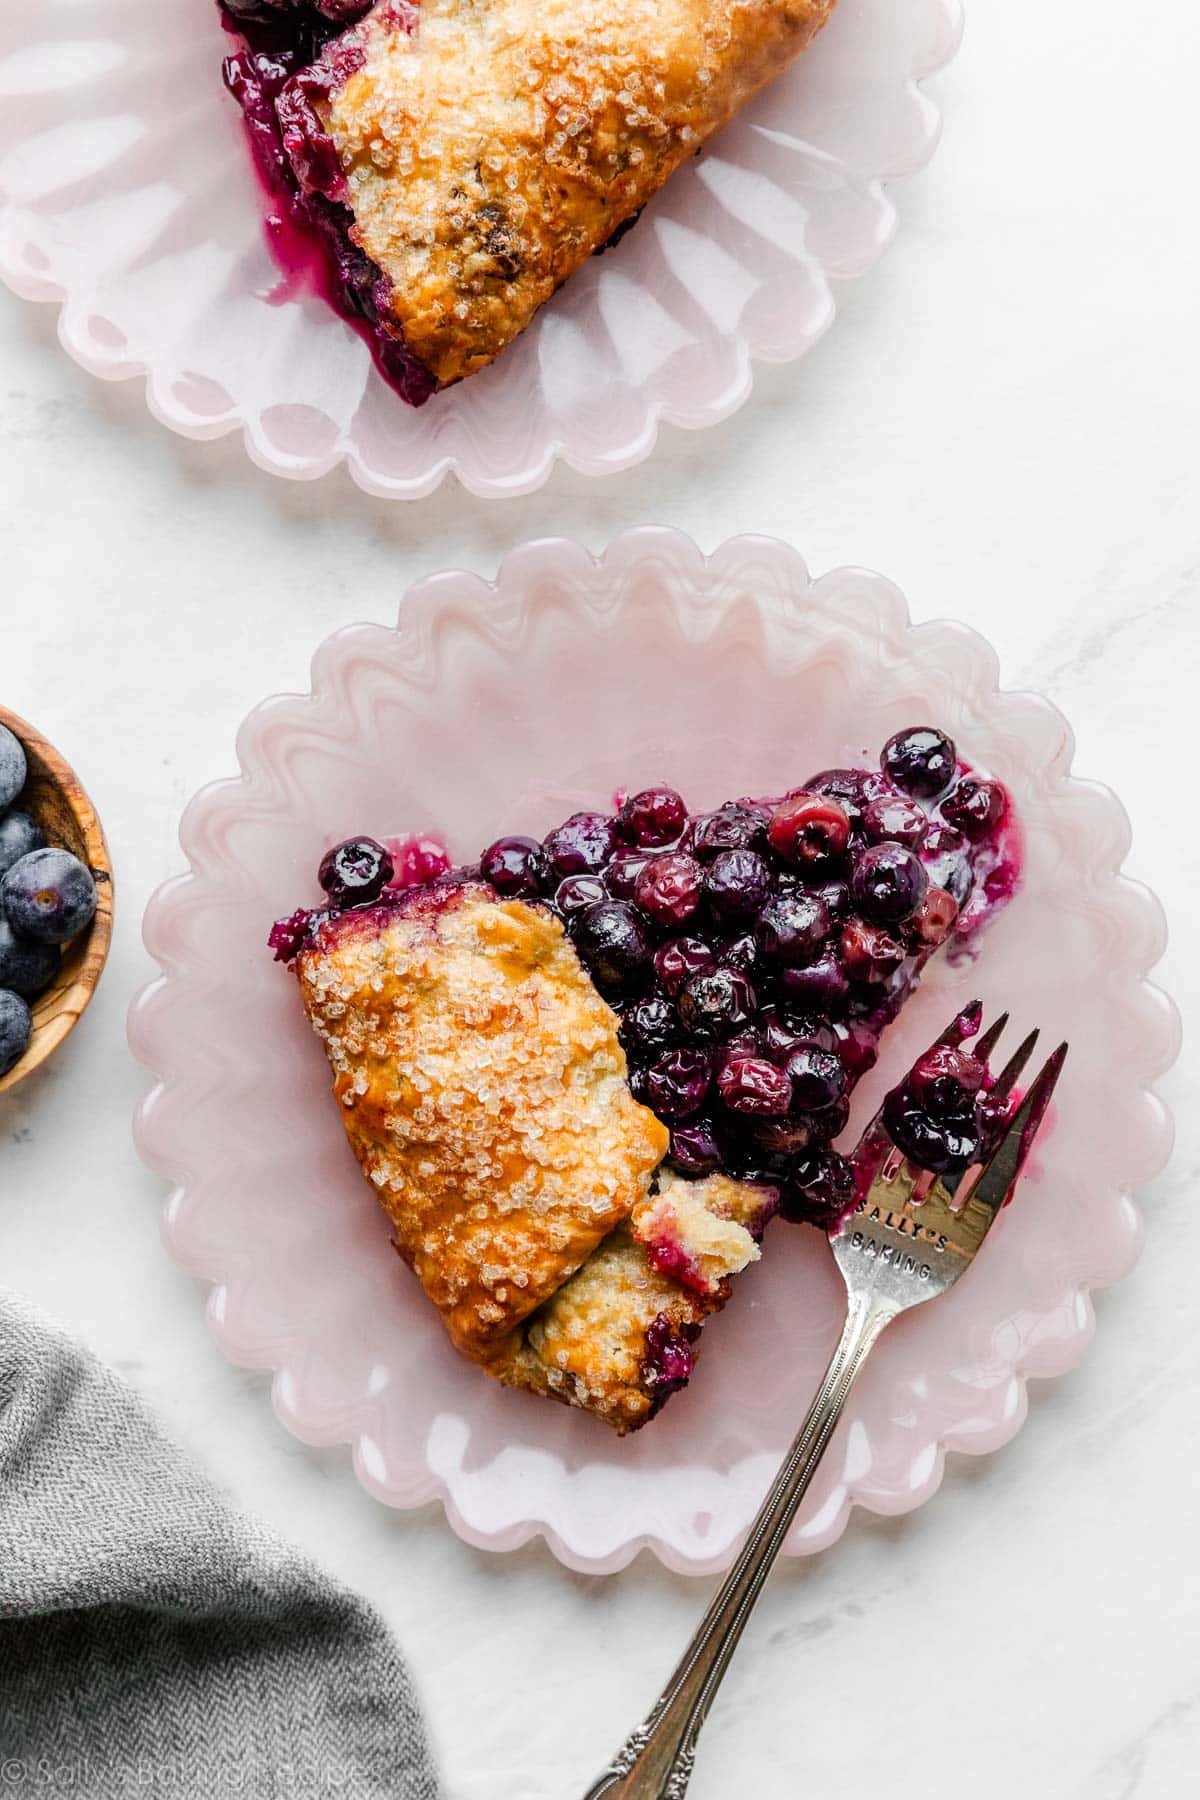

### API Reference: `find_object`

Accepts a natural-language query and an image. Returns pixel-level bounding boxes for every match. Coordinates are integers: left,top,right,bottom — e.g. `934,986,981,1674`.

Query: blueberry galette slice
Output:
273,727,1019,1431
219,0,837,400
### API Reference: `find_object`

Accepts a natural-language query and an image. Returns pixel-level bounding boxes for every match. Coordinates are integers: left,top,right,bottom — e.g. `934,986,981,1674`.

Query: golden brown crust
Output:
323,0,837,384
295,884,775,1430
493,1170,772,1430
295,888,668,1359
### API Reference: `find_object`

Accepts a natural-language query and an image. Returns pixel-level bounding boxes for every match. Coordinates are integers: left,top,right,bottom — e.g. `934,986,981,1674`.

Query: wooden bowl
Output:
0,705,113,1094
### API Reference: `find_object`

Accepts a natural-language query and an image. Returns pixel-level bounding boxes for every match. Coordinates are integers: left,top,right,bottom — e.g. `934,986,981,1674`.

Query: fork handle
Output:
581,1291,897,1800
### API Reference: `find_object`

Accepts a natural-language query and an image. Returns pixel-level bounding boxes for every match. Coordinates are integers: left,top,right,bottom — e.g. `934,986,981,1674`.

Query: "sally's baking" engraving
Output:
844,1202,948,1281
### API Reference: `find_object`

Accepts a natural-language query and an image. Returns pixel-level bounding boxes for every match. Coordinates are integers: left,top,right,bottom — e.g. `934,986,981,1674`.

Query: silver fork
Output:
582,1010,1067,1800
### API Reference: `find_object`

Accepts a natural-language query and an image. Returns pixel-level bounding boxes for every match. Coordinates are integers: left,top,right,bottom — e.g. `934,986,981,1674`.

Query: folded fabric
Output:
0,1288,439,1799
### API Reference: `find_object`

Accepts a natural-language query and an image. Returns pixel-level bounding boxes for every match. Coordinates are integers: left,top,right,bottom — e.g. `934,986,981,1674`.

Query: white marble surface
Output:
2,2,1198,1795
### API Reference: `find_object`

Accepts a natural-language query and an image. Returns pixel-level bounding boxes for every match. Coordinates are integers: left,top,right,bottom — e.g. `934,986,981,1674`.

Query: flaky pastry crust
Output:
295,885,773,1429
317,0,837,384
494,1170,772,1429
296,886,668,1359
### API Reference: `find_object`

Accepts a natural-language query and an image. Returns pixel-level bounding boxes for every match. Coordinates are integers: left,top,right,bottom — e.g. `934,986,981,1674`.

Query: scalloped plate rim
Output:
0,0,964,501
128,527,1179,1573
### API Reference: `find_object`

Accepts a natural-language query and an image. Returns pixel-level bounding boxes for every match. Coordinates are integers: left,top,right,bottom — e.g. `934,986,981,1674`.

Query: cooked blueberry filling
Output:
478,834,545,896
217,0,649,405
317,834,394,906
640,1312,699,1401
881,726,957,801
618,784,689,847
542,810,620,878
271,730,1019,1228
218,0,439,406
878,1002,1010,1177
268,906,318,963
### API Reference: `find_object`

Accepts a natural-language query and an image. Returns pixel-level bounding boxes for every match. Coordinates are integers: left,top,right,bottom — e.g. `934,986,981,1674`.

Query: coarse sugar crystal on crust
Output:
295,885,670,1359
314,0,837,384
294,881,775,1428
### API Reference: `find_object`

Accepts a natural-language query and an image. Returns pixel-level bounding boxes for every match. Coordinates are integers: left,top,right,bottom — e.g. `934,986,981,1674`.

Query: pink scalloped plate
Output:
0,0,959,499
129,530,1178,1573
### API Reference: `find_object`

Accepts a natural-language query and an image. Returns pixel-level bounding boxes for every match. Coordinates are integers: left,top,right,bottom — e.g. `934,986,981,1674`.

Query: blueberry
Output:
644,1047,713,1120
653,935,715,997
641,1313,696,1396
761,1009,837,1061
809,877,851,921
809,1093,851,1141
920,826,974,906
399,838,454,889
0,988,31,1075
767,792,851,869
553,873,608,919
802,769,871,832
618,786,688,848
703,849,770,923
0,917,58,998
780,1044,846,1113
619,995,679,1059
881,1097,981,1174
908,1045,985,1118
542,811,618,879
862,794,927,849
778,1150,856,1228
776,951,849,1013
850,843,927,924
2,848,97,945
939,777,1007,842
745,1113,813,1156
268,908,314,965
317,836,393,908
634,851,703,929
839,919,905,984
689,803,770,860
668,1115,723,1176
717,932,759,975
881,727,957,801
604,851,650,900
713,1029,764,1071
717,1055,793,1117
0,810,45,878
909,885,959,948
479,834,544,896
677,966,756,1038
628,1064,652,1105
276,69,351,201
835,1018,880,1082
571,901,652,993
0,726,26,812
755,891,831,966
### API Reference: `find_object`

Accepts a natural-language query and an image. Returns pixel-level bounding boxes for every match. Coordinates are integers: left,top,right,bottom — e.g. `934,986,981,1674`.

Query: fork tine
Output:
938,999,984,1046
990,1027,1041,1101
972,1011,1010,1064
1014,1039,1069,1156
960,1041,1068,1211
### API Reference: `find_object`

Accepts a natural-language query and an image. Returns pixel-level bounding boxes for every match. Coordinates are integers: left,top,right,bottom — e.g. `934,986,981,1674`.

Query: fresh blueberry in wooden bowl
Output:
0,708,112,1092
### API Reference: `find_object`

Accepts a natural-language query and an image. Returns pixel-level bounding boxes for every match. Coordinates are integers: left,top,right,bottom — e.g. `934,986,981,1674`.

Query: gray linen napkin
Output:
0,1288,440,1799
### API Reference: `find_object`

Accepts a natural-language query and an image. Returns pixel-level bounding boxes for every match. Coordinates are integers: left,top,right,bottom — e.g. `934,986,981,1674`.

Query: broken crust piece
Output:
315,0,838,386
493,1170,774,1432
294,883,773,1428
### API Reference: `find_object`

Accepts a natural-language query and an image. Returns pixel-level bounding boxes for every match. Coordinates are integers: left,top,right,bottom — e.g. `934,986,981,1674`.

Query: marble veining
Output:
0,0,1195,1793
